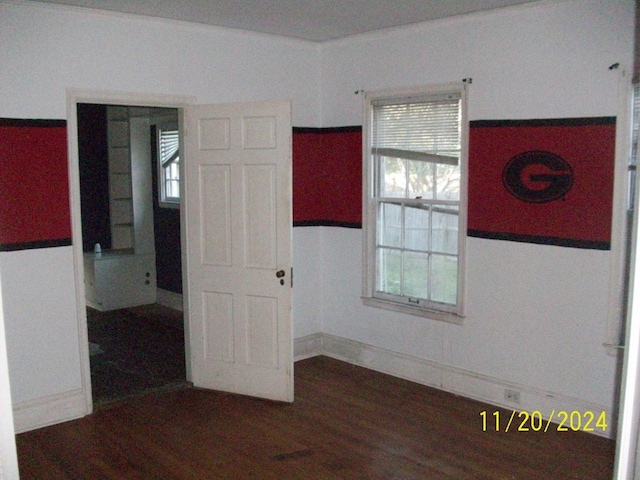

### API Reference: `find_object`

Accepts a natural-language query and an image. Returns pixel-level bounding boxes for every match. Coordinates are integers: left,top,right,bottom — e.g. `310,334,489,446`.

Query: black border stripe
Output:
0,238,73,252
294,220,362,229
470,117,616,128
0,118,67,128
293,126,362,134
467,229,610,250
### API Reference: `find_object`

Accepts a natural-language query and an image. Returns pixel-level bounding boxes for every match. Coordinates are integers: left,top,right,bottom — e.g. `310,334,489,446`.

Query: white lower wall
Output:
453,236,618,408
0,248,83,403
0,247,89,431
319,227,619,421
294,332,615,438
292,227,324,338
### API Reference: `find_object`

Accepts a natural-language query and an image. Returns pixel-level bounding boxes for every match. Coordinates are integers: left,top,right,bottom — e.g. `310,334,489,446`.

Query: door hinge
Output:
291,267,293,288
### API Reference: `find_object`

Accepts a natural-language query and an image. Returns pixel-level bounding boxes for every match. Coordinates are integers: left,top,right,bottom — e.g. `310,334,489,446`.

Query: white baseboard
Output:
18,333,612,437
294,333,615,439
156,288,183,311
13,388,89,434
293,332,324,361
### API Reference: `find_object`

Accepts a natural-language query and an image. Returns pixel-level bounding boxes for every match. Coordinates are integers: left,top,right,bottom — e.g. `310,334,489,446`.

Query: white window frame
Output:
362,83,469,323
157,123,180,209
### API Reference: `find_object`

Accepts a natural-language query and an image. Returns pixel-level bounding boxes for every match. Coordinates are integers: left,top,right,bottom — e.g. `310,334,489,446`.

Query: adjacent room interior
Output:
77,103,186,404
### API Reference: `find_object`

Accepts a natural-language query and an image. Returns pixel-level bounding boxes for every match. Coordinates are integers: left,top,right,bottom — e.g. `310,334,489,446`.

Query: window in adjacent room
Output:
362,83,468,322
157,124,180,208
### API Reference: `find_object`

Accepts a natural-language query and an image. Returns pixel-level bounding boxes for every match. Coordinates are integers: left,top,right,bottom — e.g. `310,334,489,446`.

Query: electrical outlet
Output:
504,388,521,403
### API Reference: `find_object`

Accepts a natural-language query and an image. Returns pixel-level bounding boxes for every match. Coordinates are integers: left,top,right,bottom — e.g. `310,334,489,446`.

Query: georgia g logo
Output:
502,150,573,203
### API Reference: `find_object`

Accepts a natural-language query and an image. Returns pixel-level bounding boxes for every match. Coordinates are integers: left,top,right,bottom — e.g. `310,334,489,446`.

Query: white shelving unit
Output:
107,106,135,250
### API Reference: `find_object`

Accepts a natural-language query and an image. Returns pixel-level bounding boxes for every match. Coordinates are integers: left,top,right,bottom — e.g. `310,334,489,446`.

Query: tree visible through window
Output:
363,85,467,320
158,125,180,207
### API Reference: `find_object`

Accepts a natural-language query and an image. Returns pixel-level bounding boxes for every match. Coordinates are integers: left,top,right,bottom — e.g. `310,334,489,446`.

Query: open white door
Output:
183,101,293,402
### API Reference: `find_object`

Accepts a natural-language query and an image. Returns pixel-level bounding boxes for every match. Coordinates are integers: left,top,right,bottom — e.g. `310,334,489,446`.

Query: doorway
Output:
78,102,187,404
68,90,294,414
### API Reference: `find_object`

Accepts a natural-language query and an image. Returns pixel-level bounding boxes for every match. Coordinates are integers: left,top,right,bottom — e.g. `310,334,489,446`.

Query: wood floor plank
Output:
16,356,615,479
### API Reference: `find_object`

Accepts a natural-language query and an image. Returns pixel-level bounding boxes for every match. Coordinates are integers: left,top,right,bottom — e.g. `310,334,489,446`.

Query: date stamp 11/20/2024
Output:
480,410,608,433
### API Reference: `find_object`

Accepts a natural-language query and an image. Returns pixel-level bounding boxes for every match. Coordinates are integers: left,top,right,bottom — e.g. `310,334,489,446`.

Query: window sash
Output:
374,198,459,311
158,126,180,206
363,84,467,320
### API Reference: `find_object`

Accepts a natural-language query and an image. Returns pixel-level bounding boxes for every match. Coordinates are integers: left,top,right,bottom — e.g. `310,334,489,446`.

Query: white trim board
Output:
294,333,615,439
66,88,196,419
12,388,87,434
156,289,183,311
14,332,614,437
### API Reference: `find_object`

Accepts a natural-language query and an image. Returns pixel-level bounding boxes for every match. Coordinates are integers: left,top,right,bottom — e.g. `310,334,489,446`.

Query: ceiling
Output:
29,0,543,42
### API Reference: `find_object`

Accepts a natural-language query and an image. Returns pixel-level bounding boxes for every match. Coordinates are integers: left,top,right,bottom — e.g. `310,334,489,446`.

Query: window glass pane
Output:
435,163,460,201
404,205,429,251
159,126,180,204
404,251,429,299
381,157,406,197
166,179,179,198
432,205,458,254
408,160,434,199
431,254,457,305
378,202,402,247
168,161,179,180
377,248,402,295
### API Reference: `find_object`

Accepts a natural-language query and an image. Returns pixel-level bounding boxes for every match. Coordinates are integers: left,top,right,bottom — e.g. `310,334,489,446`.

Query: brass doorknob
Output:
276,270,286,278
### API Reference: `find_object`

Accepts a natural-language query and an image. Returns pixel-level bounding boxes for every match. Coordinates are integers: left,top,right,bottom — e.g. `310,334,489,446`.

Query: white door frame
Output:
66,89,196,413
0,264,19,479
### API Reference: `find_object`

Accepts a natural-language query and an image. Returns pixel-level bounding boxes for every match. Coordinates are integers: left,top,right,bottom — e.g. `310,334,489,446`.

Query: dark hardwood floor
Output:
87,304,187,405
16,356,615,479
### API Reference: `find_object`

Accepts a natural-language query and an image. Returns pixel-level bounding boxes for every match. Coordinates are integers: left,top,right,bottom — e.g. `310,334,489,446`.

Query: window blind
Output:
159,129,179,166
372,95,461,165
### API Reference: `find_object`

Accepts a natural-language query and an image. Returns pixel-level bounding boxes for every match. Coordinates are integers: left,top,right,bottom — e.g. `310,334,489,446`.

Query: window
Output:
157,124,180,207
362,84,468,322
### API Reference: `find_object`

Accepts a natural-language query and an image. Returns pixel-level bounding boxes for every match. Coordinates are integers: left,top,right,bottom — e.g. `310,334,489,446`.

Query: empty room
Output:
0,0,637,478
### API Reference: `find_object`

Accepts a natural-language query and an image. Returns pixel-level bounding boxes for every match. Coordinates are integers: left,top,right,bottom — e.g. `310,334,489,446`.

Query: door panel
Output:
185,101,293,402
244,165,277,268
200,165,231,266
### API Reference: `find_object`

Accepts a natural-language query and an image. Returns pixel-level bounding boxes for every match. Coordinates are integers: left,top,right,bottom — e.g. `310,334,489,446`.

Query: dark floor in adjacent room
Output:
17,356,615,479
87,304,187,405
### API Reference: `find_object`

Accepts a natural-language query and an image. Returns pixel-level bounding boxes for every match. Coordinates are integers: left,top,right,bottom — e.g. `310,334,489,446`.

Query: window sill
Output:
159,201,180,210
362,296,464,325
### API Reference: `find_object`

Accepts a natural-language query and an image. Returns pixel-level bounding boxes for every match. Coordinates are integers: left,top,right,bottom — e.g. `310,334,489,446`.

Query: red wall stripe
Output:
293,127,362,227
468,118,616,249
0,121,72,249
0,117,615,251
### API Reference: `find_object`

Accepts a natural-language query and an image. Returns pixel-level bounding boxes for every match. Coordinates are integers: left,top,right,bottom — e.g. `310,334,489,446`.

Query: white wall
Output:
0,2,321,125
0,0,322,429
320,0,629,126
0,0,635,435
318,0,634,424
